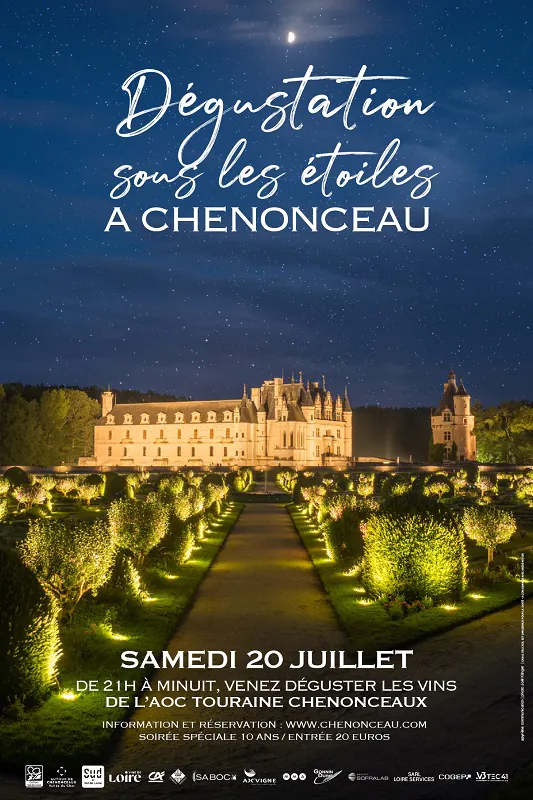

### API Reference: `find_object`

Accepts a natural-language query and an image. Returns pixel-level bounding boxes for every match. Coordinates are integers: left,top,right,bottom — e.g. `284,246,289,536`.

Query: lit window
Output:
143,429,147,440
210,429,214,439
125,430,130,440
108,446,112,457
193,429,198,439
337,429,341,438
226,428,230,439
108,430,112,440
177,429,182,439
159,429,164,438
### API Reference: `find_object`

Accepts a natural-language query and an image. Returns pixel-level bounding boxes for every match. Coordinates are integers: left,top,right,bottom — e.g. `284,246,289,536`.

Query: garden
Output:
0,466,246,770
279,467,533,650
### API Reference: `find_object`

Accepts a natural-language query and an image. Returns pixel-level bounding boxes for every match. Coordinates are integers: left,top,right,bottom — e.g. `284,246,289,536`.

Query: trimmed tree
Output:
0,546,61,708
108,494,170,565
19,519,117,619
462,506,516,564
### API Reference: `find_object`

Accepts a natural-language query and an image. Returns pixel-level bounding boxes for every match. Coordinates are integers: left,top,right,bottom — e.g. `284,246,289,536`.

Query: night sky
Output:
1,1,530,407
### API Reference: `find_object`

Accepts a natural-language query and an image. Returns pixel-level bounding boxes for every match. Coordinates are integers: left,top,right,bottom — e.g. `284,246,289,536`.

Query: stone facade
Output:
431,371,476,461
81,375,353,469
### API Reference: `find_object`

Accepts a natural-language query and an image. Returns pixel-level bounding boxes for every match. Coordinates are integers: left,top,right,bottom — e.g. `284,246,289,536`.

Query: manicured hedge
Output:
362,508,467,602
0,546,61,708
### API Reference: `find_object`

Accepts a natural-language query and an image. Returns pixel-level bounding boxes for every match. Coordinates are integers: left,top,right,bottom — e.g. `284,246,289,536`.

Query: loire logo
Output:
108,770,141,783
314,769,342,785
81,765,105,788
25,765,43,789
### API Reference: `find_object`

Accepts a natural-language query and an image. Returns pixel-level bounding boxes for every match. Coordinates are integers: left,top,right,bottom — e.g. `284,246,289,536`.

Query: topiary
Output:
4,467,31,487
362,507,466,602
103,472,128,500
0,545,61,709
151,513,195,567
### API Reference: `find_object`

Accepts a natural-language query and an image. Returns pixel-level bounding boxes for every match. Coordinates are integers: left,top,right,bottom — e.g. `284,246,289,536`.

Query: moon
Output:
287,31,296,44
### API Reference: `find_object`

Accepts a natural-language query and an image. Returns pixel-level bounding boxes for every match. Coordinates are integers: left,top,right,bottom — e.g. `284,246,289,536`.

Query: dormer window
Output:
106,414,115,425
208,411,216,422
175,412,184,423
123,413,132,424
224,411,232,422
157,412,167,424
141,413,150,424
191,412,200,422
443,411,451,422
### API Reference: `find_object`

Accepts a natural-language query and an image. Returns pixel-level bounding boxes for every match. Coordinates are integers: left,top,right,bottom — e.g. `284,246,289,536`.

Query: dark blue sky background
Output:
1,1,531,406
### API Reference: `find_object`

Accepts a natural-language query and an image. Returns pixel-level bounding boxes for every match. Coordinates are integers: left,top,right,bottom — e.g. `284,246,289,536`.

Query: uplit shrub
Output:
36,476,57,492
0,499,8,522
321,509,366,565
362,508,467,602
55,477,77,497
152,514,196,567
108,494,170,564
13,484,49,511
0,476,10,496
0,545,61,708
104,549,144,600
380,474,414,498
19,519,117,619
76,482,100,506
462,506,516,564
356,473,375,498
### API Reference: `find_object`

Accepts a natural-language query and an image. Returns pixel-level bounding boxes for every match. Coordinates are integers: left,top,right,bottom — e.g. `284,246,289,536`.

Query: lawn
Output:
288,503,533,652
0,502,243,773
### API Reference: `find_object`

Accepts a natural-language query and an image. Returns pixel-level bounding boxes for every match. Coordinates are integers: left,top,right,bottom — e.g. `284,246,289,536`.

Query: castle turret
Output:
431,370,476,462
101,390,114,417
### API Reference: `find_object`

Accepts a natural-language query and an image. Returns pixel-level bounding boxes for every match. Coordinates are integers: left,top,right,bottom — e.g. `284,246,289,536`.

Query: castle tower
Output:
101,390,114,417
431,371,476,462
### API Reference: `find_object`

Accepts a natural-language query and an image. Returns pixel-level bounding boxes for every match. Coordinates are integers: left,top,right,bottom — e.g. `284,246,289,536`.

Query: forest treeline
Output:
0,385,531,466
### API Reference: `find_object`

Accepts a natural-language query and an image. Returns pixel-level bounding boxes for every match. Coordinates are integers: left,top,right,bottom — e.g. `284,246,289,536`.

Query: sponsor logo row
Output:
24,765,510,789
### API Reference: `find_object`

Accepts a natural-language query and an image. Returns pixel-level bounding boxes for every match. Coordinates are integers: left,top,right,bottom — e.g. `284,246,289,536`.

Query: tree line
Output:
0,384,187,466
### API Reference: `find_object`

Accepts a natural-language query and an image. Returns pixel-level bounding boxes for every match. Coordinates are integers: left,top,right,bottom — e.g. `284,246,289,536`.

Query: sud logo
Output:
81,766,105,788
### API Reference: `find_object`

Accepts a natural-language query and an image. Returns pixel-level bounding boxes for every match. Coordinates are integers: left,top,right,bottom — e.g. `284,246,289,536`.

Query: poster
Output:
0,1,531,798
